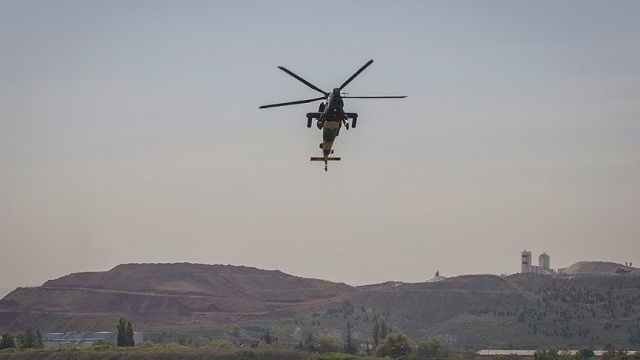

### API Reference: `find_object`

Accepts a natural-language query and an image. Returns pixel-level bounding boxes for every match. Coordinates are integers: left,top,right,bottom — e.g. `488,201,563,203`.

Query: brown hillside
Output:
44,263,353,300
0,263,356,333
3,261,640,350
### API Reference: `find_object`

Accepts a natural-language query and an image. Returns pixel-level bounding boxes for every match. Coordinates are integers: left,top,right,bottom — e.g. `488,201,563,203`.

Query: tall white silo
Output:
522,250,532,273
539,252,550,271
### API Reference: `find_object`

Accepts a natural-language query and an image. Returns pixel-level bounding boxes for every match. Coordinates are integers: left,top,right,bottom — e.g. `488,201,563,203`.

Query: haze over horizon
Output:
2,1,639,289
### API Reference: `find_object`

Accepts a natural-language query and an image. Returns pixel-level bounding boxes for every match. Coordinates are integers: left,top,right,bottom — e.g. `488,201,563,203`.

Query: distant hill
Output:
559,261,640,275
43,263,353,301
0,288,14,300
0,263,355,333
1,261,639,350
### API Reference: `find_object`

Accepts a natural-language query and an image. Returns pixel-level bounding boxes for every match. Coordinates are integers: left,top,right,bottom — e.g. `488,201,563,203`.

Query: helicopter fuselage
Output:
319,89,346,159
306,88,359,170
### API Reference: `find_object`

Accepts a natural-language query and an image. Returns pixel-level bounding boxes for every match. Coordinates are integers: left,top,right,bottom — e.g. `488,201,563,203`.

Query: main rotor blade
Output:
278,66,327,95
259,96,326,109
342,96,407,99
339,59,374,90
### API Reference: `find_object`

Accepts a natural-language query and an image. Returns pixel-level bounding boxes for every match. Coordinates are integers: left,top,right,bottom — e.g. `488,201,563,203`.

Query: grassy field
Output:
0,346,366,360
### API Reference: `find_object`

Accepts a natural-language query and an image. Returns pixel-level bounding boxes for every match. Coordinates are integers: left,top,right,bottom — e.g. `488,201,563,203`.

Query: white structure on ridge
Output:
521,250,554,275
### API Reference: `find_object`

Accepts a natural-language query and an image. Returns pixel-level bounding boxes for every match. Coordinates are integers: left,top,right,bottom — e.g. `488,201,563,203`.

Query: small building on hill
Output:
43,331,143,348
521,250,555,275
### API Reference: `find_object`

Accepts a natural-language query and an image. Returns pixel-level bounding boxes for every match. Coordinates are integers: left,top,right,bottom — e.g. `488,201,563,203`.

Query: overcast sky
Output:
1,1,639,289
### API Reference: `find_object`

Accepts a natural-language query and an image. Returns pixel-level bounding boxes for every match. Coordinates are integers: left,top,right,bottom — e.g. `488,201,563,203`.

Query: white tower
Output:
539,252,550,271
522,250,532,273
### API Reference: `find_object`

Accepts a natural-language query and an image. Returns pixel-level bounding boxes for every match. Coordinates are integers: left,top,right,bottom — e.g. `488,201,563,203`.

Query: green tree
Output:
306,335,342,354
416,338,449,359
14,332,25,349
126,320,135,347
372,318,381,347
23,327,36,349
262,330,273,344
117,317,134,347
375,333,414,358
381,318,391,339
305,333,314,346
117,317,126,347
1,332,16,350
576,347,595,360
342,299,355,315
372,317,391,347
36,328,43,349
344,322,357,354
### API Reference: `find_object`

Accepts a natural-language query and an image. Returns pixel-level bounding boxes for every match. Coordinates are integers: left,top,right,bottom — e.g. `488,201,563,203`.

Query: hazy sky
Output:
1,1,639,288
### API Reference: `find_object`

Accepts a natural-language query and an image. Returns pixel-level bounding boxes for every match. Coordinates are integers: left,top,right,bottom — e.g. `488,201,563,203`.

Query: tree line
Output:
0,317,135,351
0,327,44,350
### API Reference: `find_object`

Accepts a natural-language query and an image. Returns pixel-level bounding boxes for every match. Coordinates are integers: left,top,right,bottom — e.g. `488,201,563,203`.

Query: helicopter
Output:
259,59,406,171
